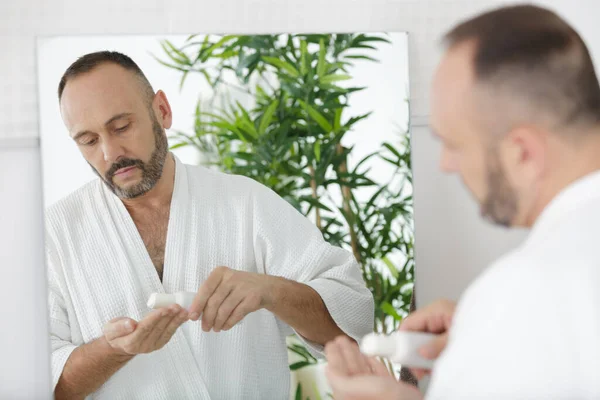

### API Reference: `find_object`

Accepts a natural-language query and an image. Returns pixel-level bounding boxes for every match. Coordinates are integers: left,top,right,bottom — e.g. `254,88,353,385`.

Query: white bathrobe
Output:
46,155,374,399
427,170,600,399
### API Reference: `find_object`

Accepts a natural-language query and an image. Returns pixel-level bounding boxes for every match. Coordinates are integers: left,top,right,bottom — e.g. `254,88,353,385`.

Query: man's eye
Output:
116,124,130,133
82,138,98,146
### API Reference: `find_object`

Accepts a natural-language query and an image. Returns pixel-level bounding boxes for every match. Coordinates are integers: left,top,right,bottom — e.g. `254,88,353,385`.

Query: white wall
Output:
2,0,600,397
37,33,409,208
0,142,50,399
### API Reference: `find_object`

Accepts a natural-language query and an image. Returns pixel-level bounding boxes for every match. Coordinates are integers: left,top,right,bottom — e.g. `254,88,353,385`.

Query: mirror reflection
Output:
37,32,412,399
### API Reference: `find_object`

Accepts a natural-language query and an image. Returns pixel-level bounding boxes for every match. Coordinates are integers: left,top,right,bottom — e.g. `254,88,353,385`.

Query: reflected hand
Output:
325,336,423,400
399,298,455,379
188,266,273,332
103,304,189,355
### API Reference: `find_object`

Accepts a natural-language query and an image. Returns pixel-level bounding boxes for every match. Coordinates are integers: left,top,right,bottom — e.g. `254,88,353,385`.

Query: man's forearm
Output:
265,277,347,345
54,336,134,400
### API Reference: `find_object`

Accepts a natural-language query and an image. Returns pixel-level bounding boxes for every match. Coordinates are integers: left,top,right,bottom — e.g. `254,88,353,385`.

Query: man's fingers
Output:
419,333,448,360
213,292,244,332
339,337,370,375
130,309,169,343
189,267,226,320
367,357,391,377
325,336,368,376
201,285,232,332
144,305,180,346
103,317,136,341
156,308,189,348
325,338,348,375
222,299,254,331
325,367,422,400
399,299,455,334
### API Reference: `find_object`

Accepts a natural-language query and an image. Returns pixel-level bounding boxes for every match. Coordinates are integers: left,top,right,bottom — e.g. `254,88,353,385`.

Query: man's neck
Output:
121,153,176,212
525,135,600,227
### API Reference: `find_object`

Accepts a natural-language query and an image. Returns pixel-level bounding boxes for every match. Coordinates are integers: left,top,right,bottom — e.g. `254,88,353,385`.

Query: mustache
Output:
105,158,145,181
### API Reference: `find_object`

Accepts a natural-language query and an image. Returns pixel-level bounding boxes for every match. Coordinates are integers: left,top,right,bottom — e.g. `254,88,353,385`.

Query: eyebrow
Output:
72,113,133,142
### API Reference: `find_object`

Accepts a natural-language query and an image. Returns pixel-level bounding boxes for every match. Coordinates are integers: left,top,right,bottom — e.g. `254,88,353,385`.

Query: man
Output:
325,4,600,399
46,51,374,399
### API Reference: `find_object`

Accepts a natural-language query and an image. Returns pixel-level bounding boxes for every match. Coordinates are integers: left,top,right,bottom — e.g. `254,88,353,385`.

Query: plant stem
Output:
309,165,322,231
336,144,362,265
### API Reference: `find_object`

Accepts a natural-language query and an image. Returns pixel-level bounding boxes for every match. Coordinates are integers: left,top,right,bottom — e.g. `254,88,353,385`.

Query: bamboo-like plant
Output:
156,33,414,370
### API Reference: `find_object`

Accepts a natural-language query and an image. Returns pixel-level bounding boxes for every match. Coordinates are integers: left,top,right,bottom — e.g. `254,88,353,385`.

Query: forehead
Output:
430,42,478,136
60,63,144,133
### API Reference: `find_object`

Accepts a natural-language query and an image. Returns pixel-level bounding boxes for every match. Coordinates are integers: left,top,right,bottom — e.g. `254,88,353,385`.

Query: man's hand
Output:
399,299,456,379
103,304,189,355
325,336,423,400
188,266,274,332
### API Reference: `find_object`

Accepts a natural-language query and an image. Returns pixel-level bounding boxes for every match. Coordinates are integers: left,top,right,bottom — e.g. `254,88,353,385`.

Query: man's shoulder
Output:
183,163,273,196
45,179,102,227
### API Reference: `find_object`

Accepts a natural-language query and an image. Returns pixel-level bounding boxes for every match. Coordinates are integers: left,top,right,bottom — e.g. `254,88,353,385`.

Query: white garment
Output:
46,155,374,399
427,170,600,399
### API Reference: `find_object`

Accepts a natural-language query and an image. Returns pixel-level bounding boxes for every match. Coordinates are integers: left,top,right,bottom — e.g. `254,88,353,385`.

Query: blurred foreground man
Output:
325,5,600,399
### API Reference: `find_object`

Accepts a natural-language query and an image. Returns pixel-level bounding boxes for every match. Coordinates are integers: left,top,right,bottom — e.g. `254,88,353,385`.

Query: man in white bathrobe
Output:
47,51,374,399
325,4,600,399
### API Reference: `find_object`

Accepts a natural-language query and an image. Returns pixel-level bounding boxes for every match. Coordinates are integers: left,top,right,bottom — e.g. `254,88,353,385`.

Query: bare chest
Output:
132,210,170,281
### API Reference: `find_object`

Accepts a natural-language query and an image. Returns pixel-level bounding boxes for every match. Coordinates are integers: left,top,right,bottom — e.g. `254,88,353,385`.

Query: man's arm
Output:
252,181,374,345
265,276,346,345
54,336,133,400
188,268,345,345
188,179,374,346
54,306,189,399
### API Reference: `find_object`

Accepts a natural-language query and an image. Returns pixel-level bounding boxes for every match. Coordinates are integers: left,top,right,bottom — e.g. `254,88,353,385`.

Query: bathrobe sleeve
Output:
46,238,77,391
250,180,374,355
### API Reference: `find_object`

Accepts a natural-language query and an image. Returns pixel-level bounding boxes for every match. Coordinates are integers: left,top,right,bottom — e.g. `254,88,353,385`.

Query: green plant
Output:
156,32,413,368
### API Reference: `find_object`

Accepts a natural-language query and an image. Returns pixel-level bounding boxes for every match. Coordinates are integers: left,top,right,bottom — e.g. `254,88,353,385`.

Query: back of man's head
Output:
58,51,155,108
444,4,600,135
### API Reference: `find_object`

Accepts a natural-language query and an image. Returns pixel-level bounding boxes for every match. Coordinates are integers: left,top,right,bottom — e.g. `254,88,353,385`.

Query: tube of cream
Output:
360,331,438,369
147,291,196,310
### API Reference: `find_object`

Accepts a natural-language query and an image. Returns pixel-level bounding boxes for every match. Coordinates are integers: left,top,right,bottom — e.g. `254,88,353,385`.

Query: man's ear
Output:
500,125,547,190
153,90,173,130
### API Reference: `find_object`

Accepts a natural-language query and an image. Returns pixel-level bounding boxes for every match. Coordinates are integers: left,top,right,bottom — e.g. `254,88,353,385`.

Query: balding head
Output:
431,5,600,228
444,5,600,137
58,51,156,109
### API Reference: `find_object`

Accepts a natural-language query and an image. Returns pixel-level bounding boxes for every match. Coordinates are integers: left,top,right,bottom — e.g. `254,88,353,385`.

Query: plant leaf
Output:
313,382,323,400
169,142,189,150
343,54,380,62
290,361,313,371
382,142,402,159
317,38,327,78
262,56,300,77
380,301,402,321
300,40,308,76
314,140,321,162
258,99,279,135
179,70,189,91
382,256,399,279
320,74,352,84
333,108,342,133
162,40,190,65
201,35,237,62
298,100,332,132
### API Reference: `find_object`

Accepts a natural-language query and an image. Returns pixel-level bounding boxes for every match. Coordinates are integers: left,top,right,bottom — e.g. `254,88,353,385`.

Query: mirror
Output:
37,32,411,399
